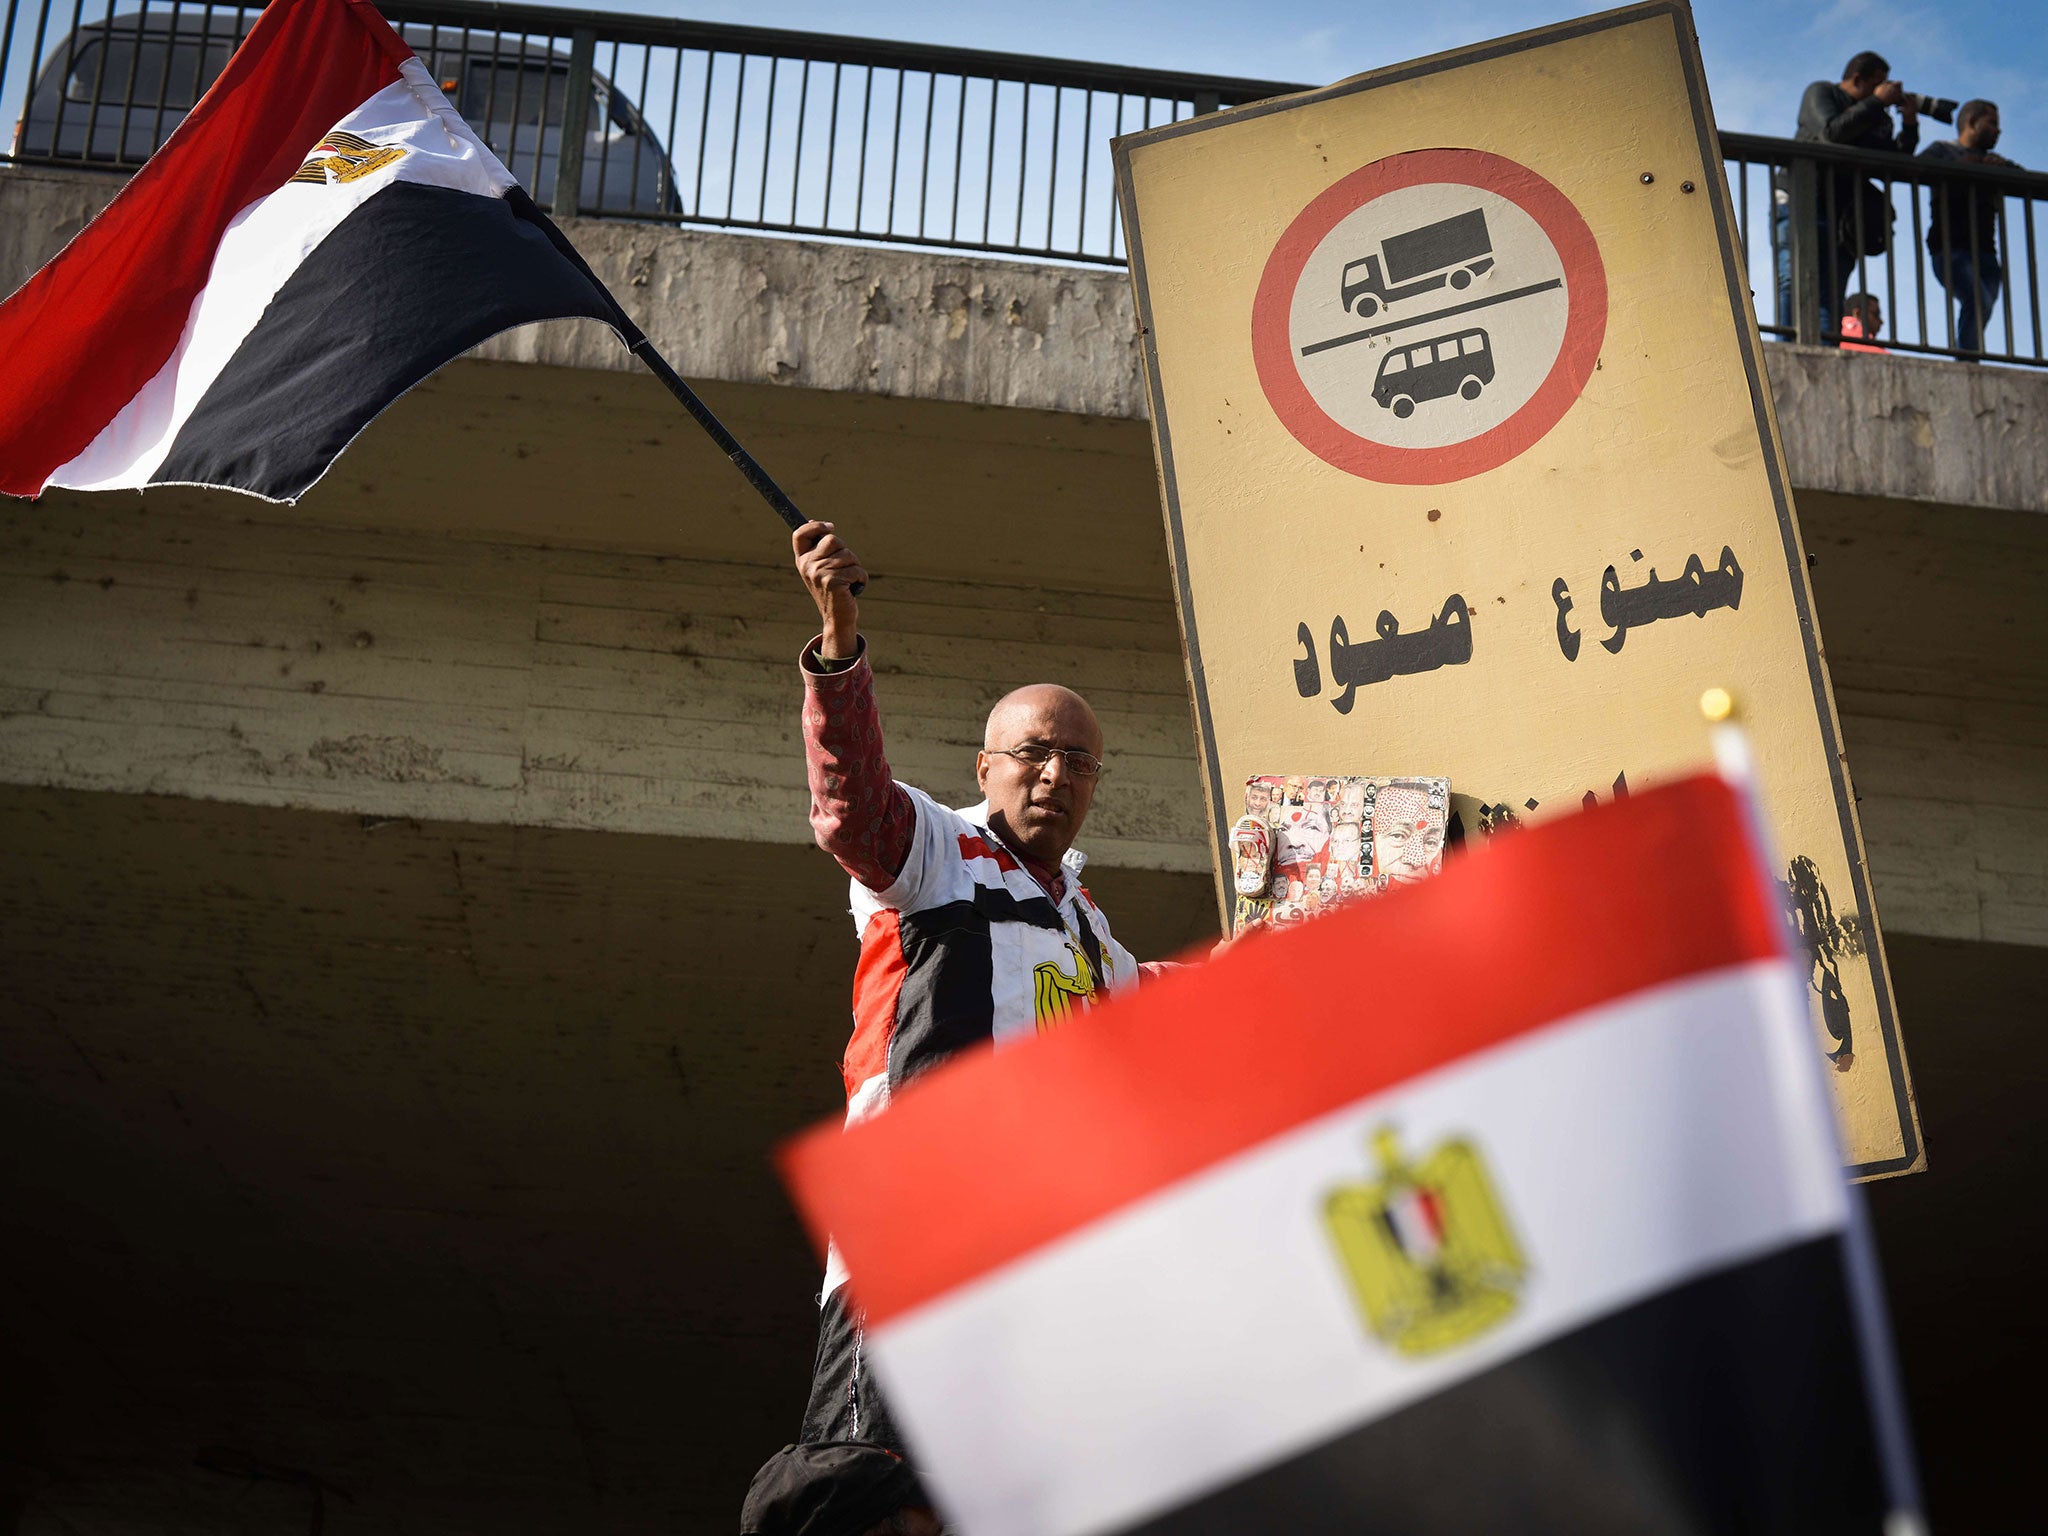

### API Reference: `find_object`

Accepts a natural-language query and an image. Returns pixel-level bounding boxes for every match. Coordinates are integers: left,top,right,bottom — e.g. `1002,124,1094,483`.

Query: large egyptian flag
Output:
0,0,624,504
781,775,1918,1535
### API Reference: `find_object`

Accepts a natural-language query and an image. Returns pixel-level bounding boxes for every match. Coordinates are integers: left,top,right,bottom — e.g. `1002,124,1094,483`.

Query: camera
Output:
1907,93,1959,124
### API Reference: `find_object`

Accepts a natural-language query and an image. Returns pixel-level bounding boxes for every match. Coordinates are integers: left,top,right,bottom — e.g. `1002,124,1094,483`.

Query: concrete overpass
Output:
3,162,2045,1532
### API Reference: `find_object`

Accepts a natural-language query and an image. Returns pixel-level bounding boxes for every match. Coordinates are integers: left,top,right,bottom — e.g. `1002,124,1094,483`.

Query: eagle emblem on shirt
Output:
1323,1126,1527,1356
1032,941,1097,1032
289,129,409,186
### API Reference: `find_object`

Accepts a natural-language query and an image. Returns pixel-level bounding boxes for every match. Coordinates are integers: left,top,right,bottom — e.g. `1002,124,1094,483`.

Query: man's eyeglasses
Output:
988,743,1105,778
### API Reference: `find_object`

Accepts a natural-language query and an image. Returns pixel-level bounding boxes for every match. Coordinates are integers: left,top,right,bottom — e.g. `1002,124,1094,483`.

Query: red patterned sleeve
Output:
800,637,916,892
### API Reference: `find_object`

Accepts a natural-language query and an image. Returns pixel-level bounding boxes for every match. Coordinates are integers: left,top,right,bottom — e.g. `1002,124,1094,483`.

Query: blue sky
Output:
570,0,2043,168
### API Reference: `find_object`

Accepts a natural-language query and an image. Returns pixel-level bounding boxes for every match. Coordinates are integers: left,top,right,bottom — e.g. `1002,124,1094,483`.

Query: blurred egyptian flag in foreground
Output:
780,774,1921,1536
0,0,622,504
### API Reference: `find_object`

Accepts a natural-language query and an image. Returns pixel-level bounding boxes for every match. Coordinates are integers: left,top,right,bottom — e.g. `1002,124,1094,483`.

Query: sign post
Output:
1114,0,1922,1176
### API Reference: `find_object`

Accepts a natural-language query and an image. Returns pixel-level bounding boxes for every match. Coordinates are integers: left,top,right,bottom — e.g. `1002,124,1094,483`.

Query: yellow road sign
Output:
1114,0,1921,1176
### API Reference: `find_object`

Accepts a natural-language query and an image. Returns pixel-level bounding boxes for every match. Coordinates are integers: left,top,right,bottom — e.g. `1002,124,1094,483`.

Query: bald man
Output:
766,519,1166,1491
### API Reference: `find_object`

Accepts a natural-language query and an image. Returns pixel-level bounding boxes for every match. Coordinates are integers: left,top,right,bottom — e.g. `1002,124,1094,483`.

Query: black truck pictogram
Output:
1339,209,1495,317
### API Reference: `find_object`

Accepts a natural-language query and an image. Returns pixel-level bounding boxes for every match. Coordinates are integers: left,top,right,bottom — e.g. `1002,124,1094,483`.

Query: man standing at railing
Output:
1921,101,2015,356
1776,51,1919,341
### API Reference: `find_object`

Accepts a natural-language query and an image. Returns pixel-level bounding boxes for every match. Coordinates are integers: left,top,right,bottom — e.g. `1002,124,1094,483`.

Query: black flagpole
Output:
517,192,862,595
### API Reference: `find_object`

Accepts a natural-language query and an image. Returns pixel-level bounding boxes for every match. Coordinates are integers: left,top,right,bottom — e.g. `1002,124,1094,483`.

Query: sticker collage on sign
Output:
1231,774,1449,935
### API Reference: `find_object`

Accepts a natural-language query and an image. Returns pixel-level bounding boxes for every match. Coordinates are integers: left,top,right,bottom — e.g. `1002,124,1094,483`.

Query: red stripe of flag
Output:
779,774,1784,1328
0,0,411,496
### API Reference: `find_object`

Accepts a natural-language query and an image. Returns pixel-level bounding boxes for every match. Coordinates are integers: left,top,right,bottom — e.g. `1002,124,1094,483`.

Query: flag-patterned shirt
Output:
801,638,1142,1123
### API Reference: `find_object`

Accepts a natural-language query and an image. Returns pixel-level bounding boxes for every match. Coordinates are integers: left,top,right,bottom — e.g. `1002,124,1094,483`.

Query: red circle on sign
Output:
1252,148,1606,485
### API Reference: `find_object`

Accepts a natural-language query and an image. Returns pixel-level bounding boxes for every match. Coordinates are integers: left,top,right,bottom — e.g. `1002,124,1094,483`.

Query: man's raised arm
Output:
793,520,916,892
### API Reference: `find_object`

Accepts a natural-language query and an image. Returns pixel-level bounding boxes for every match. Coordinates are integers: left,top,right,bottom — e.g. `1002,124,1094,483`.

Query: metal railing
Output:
4,0,2047,363
0,0,1298,262
1722,131,2048,367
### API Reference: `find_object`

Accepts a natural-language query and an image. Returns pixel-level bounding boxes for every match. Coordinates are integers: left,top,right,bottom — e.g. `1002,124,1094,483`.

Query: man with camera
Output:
1921,101,2015,355
1776,51,1930,341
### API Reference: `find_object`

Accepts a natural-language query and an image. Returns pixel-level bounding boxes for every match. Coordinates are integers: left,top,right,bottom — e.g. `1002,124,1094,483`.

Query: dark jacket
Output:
1795,81,1917,155
1789,82,1917,251
1920,140,2013,259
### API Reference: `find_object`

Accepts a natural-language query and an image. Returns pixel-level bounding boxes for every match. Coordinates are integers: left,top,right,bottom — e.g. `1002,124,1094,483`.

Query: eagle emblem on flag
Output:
1323,1127,1527,1356
289,129,409,186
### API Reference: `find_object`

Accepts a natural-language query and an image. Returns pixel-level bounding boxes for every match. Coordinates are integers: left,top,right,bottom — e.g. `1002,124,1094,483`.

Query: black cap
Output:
740,1442,925,1536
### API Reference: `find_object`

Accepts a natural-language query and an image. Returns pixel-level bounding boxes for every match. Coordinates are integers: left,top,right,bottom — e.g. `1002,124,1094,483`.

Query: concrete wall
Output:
0,409,1204,873
7,407,2046,942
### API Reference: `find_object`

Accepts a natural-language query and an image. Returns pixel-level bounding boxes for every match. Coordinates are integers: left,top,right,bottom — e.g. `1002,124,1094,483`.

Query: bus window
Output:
1383,352,1407,374
65,37,234,110
1461,334,1485,356
465,60,571,128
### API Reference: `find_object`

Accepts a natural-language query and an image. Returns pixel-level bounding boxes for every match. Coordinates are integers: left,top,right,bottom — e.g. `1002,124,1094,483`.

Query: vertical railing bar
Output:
546,26,584,217
981,76,997,244
2025,199,2042,360
1997,194,2015,359
1821,168,1840,342
110,0,151,163
789,58,810,228
1909,180,1927,348
479,21,503,158
0,0,23,157
916,69,934,238
81,0,119,161
1763,156,1779,330
539,30,562,200
725,50,746,220
756,52,777,222
1887,177,1900,346
593,37,621,214
506,29,531,196
1792,154,1819,343
1935,169,1953,350
1110,92,1129,259
1847,175,1868,343
538,31,564,209
1076,88,1093,258
49,0,91,160
1883,176,1901,352
692,49,714,220
853,62,872,231
184,0,217,136
1044,82,1061,252
1734,158,1747,266
948,73,967,241
820,60,842,229
663,42,684,216
22,0,59,156
1761,159,1775,324
90,0,124,153
627,40,651,213
1013,76,1029,248
884,64,903,234
1965,178,1985,357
